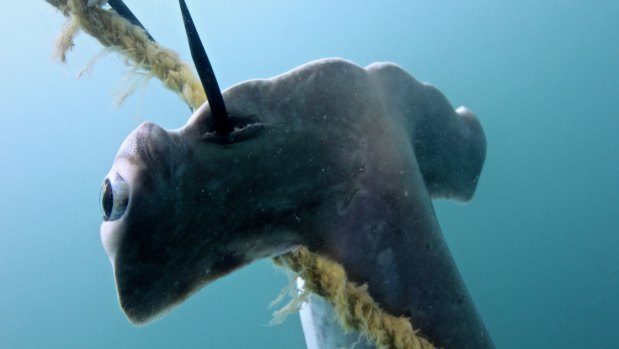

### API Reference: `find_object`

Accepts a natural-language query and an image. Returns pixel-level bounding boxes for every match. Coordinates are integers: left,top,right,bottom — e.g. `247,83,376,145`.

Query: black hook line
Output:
179,0,232,136
107,0,155,42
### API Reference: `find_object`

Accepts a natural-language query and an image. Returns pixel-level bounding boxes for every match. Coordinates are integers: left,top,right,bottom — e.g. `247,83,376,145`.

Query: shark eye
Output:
101,174,129,221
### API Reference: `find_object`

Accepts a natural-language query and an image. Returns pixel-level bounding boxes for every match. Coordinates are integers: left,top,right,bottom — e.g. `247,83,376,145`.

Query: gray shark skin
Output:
100,58,492,348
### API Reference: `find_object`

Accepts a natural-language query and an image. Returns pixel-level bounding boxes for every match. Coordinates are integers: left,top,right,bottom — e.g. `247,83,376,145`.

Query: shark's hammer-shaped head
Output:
99,58,486,325
99,0,487,334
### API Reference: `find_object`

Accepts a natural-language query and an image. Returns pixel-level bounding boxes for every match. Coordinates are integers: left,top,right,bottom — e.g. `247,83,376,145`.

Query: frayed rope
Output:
273,247,439,349
46,0,205,110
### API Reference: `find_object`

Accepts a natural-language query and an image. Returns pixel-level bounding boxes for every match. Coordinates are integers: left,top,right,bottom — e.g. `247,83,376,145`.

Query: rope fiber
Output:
47,0,206,110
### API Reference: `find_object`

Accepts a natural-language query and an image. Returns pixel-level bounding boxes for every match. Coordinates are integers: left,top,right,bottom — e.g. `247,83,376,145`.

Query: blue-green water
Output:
1,1,617,348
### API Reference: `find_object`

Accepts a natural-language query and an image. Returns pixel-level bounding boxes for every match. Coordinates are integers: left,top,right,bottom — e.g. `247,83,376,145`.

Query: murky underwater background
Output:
1,1,617,348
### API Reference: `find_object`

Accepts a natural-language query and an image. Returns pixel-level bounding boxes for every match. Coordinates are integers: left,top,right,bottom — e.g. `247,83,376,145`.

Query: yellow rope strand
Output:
47,0,206,110
46,3,439,348
274,247,438,349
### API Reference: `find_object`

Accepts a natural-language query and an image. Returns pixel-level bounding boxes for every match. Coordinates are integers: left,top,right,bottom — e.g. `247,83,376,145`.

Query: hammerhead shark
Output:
100,1,494,347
